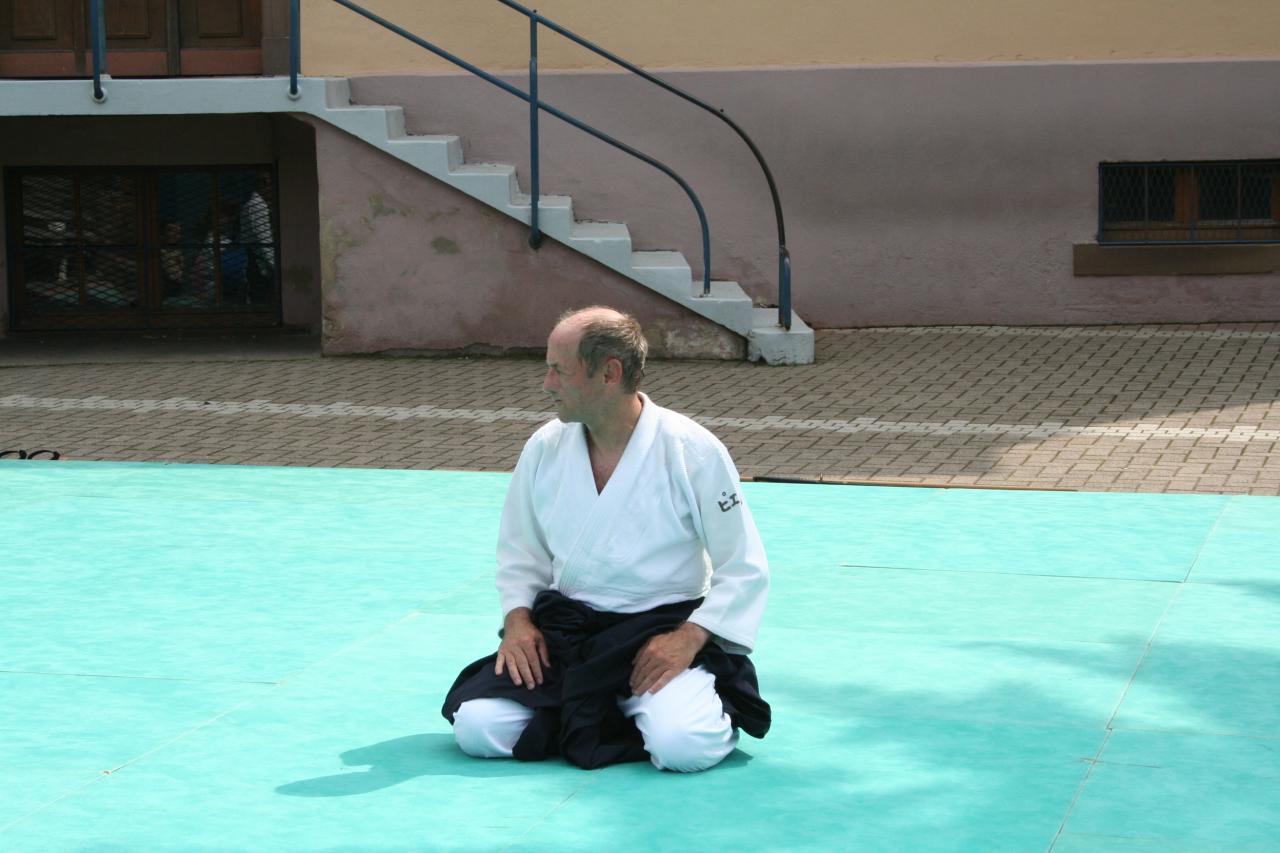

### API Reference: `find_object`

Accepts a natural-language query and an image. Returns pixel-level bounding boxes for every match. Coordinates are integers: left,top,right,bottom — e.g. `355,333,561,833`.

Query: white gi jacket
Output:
496,393,769,654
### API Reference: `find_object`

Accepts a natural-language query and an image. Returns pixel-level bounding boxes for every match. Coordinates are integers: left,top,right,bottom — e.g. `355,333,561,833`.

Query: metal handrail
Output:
289,0,301,100
495,0,791,329
296,0,711,295
88,0,107,102
289,1,792,325
527,16,541,249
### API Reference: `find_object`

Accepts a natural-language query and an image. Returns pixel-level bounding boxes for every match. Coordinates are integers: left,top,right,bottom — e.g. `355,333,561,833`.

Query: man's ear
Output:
603,356,624,385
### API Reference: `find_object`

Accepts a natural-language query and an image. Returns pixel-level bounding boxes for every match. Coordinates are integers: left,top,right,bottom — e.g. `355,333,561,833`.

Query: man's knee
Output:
641,721,738,772
623,668,739,772
452,698,534,759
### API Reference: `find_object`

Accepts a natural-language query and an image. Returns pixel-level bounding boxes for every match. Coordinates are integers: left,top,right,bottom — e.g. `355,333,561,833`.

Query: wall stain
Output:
368,193,407,221
321,303,343,342
319,218,361,298
645,317,744,360
432,236,460,255
360,195,457,231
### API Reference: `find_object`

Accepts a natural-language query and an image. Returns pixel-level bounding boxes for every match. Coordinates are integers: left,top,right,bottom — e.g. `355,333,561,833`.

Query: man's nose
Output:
542,368,555,392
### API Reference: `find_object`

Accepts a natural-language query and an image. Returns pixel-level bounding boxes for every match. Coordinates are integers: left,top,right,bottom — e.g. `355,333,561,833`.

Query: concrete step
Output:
689,280,755,336
324,77,351,107
508,193,575,238
630,251,692,300
748,307,815,365
568,222,633,270
386,134,463,173
447,163,519,210
325,105,404,141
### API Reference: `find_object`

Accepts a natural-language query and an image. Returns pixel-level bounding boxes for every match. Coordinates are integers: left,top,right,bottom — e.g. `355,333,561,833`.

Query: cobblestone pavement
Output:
3,324,1279,494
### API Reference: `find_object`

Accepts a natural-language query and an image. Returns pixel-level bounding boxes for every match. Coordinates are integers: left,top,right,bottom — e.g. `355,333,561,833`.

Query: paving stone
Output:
2,325,1279,494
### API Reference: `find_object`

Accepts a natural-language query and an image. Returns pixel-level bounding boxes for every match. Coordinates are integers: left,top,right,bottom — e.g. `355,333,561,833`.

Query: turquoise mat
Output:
1,462,1277,851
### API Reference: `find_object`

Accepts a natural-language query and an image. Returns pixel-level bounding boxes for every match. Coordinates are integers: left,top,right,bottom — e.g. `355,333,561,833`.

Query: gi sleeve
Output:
685,440,769,654
495,433,554,617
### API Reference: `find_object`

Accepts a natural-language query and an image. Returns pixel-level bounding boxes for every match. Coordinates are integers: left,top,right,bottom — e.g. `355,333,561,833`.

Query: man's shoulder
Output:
512,419,571,473
524,418,572,452
650,400,729,461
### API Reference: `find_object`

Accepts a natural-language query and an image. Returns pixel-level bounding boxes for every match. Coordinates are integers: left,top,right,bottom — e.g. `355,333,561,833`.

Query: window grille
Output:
6,166,280,331
1098,161,1280,245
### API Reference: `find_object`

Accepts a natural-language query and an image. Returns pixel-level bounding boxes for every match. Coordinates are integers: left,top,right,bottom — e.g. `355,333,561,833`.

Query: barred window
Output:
7,165,280,331
1098,161,1280,244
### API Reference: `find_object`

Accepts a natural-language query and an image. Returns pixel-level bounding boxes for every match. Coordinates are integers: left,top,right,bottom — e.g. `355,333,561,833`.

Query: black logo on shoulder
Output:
718,491,741,512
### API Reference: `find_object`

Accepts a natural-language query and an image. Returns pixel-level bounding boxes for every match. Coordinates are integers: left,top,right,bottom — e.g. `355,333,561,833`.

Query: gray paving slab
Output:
1,324,1278,494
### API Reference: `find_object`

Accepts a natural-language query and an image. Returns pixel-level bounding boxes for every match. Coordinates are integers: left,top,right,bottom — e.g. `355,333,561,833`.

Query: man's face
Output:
543,323,601,423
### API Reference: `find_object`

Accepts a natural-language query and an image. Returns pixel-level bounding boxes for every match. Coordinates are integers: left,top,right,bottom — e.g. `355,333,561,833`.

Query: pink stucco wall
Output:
351,59,1280,327
311,119,744,357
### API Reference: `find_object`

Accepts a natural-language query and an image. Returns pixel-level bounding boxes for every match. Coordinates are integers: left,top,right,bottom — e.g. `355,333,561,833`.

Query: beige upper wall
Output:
302,0,1280,74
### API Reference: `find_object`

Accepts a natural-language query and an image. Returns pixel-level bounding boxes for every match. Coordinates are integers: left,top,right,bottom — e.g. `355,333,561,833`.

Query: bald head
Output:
553,306,648,394
556,305,629,332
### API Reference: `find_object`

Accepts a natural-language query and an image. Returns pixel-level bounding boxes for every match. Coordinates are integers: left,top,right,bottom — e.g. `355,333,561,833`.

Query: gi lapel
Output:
555,395,660,596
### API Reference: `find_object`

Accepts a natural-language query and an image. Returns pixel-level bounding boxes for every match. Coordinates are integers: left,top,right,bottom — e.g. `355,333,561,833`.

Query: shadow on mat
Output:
276,733,540,796
278,734,757,797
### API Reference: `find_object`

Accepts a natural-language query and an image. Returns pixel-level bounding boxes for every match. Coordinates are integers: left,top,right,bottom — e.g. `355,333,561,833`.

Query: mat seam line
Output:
0,669,276,685
0,691,268,835
501,771,605,851
1181,497,1234,583
838,563,1189,583
1045,728,1113,853
1046,580,1186,851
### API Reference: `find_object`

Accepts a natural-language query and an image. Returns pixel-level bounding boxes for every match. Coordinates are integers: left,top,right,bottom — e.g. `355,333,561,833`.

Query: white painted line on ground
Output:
863,326,1280,340
3,394,1278,444
0,394,552,423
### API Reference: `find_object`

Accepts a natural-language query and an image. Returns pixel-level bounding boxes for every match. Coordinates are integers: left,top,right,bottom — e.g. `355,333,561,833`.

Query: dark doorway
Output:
0,0,263,77
6,164,281,331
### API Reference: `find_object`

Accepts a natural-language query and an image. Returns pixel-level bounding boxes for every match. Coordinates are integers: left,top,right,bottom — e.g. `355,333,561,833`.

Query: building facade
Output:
2,1,1279,358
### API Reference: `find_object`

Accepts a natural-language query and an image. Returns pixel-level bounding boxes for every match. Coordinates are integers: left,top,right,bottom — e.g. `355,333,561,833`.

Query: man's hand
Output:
495,607,550,689
630,622,710,696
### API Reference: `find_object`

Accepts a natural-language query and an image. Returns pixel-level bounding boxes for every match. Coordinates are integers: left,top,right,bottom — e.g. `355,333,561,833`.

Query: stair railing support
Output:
497,0,788,323
288,0,301,99
292,0,722,305
528,14,543,249
779,248,791,331
89,0,107,102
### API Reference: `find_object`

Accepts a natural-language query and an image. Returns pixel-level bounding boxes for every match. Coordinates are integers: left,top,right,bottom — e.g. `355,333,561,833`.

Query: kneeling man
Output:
442,306,770,772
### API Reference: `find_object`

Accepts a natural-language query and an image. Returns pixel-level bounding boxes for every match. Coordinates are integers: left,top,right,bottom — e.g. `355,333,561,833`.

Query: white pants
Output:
452,665,739,772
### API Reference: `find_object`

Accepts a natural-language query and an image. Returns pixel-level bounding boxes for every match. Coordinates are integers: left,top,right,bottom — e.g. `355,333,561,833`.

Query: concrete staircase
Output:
0,75,814,364
319,79,813,364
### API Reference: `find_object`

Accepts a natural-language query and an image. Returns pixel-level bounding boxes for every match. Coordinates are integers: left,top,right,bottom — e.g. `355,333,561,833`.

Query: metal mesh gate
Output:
1099,161,1280,244
7,166,280,330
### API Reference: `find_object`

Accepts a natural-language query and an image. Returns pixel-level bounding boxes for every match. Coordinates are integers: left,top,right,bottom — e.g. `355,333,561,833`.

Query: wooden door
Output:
0,0,262,77
178,0,260,75
0,0,81,76
101,0,169,76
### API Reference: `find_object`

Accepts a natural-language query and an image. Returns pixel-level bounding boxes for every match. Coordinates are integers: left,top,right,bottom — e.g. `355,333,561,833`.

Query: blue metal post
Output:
500,0,783,308
320,0,714,297
89,0,106,101
528,15,542,249
701,225,710,296
778,248,791,330
289,0,301,98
